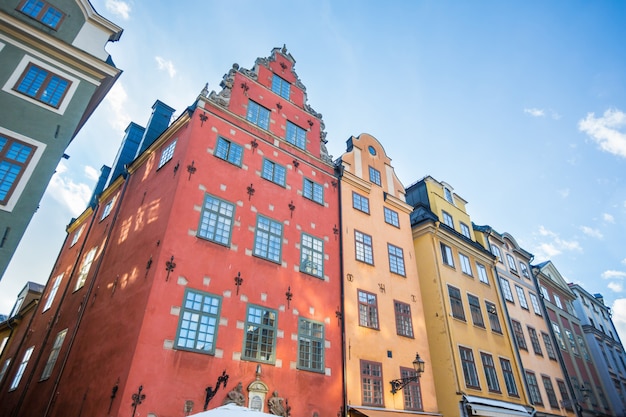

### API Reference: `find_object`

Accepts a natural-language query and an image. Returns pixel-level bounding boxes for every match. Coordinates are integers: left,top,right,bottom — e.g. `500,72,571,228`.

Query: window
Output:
515,286,528,309
542,376,559,408
442,210,454,228
70,224,84,247
444,187,453,203
358,290,379,329
485,301,502,333
565,330,578,355
43,273,63,312
540,285,550,300
459,253,473,276
18,0,64,29
500,358,518,396
387,244,405,276
215,136,243,166
528,327,542,356
506,254,517,272
481,353,501,392
552,323,566,349
448,285,465,321
9,346,33,391
557,379,573,411
243,305,277,363
520,262,530,278
176,290,221,354
74,247,97,290
499,278,514,302
355,230,374,265
441,243,454,267
460,222,471,238
394,301,414,338
157,139,177,169
529,293,542,316
40,328,67,380
578,335,590,360
554,294,563,309
14,63,70,108
0,359,10,384
490,244,502,261
9,297,24,318
300,234,323,278
468,294,485,328
360,360,384,406
246,101,270,129
401,367,423,410
0,336,7,356
511,320,527,350
0,135,35,204
303,178,323,204
383,207,399,227
352,192,370,214
369,166,381,186
542,332,557,360
100,196,116,220
198,194,235,246
526,372,543,405
261,159,286,186
476,263,489,284
271,74,290,99
298,318,324,372
459,347,480,389
286,121,306,149
253,215,283,263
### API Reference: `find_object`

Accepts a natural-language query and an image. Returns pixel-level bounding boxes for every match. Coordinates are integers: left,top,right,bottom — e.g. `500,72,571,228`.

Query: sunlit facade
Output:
339,134,439,417
474,228,576,417
0,47,343,417
407,176,532,417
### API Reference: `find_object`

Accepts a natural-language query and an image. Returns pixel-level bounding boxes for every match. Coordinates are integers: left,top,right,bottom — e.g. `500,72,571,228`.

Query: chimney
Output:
593,293,605,305
135,100,175,157
108,122,145,185
89,165,112,208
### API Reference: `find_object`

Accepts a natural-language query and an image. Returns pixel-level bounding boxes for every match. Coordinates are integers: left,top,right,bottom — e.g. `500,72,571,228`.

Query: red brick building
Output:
0,46,342,417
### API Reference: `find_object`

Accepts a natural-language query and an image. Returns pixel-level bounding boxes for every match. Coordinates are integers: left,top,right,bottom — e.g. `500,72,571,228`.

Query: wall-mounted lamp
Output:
389,353,425,394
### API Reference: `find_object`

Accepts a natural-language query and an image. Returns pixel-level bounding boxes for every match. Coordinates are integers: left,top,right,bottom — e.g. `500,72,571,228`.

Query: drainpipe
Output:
336,162,348,417
531,267,581,417
40,172,132,417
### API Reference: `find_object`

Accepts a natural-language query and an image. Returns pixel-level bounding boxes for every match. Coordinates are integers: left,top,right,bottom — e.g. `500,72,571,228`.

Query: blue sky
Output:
1,1,625,341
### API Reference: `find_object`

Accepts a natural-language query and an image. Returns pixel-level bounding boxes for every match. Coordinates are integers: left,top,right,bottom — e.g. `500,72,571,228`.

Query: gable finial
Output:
282,44,287,54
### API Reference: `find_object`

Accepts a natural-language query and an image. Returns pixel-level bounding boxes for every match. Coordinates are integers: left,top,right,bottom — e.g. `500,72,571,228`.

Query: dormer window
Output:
444,187,454,204
271,74,290,100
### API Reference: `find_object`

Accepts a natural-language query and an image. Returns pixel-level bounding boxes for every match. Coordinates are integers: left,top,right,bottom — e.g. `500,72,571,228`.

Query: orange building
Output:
339,134,439,417
0,47,343,417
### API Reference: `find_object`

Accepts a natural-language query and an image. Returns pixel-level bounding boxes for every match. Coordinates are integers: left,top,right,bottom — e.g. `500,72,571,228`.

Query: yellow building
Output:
339,134,439,417
406,176,532,417
474,228,576,417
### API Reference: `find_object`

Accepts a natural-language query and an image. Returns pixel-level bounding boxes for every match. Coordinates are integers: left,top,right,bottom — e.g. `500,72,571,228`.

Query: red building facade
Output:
0,47,343,417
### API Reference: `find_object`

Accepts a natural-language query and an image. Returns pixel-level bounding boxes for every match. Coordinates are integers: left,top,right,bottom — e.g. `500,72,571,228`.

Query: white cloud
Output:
524,108,545,117
622,258,626,265
601,270,626,279
580,225,603,239
612,299,626,343
48,163,94,216
105,82,131,132
603,213,615,223
155,56,177,78
578,108,626,158
608,282,623,292
84,166,100,181
105,0,131,20
558,188,570,198
533,226,582,261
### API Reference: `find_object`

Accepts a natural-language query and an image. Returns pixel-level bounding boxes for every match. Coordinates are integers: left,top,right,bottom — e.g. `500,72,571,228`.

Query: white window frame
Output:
459,253,473,276
9,346,34,390
157,139,177,169
43,273,63,312
476,263,489,284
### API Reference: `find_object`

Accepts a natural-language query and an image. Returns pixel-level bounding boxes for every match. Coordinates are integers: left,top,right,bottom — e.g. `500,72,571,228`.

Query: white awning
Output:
464,395,533,417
